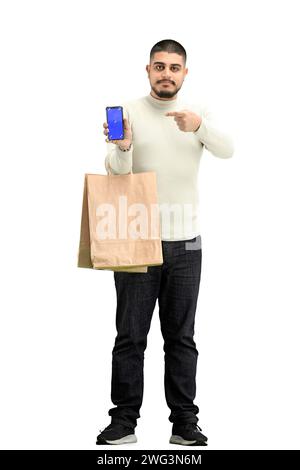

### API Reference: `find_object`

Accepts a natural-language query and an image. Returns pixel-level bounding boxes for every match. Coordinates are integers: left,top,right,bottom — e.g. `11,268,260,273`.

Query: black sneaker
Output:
170,423,208,446
96,423,137,445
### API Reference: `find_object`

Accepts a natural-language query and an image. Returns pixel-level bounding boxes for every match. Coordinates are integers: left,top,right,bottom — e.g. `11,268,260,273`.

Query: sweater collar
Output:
145,92,179,109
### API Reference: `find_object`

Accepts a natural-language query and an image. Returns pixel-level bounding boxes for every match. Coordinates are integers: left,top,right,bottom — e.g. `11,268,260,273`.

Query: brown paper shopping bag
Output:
77,168,163,272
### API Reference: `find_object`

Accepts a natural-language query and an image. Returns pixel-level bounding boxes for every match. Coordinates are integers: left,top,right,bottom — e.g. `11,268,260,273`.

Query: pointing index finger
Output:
165,111,185,117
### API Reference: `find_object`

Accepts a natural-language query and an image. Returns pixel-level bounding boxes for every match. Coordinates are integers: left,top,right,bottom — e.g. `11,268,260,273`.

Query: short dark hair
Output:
150,39,187,65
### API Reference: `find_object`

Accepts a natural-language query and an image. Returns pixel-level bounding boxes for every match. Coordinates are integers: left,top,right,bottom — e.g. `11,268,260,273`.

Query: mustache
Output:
158,80,174,84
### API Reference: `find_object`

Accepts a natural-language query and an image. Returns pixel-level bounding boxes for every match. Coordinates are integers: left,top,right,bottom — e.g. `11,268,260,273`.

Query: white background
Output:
0,0,299,450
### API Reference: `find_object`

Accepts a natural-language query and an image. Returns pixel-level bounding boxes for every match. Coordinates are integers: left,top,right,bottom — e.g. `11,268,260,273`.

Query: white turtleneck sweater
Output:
105,93,234,241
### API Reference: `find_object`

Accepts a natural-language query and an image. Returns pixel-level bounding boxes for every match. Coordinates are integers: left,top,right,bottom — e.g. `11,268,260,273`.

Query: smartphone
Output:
106,106,124,140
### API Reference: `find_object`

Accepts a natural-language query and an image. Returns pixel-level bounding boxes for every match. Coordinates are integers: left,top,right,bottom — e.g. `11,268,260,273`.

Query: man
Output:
96,39,234,446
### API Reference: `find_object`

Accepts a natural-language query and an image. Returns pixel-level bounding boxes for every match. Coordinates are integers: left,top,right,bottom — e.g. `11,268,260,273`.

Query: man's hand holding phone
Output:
103,118,132,151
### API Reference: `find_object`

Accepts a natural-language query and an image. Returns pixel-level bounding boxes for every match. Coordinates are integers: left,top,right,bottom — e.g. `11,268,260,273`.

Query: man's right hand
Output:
103,118,132,150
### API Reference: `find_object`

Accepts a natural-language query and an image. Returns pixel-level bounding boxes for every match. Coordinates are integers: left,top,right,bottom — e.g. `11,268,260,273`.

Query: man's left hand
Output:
165,110,202,132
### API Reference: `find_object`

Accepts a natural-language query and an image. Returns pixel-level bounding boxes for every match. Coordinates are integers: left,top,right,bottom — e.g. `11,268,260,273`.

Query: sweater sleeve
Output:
193,105,234,159
104,104,133,175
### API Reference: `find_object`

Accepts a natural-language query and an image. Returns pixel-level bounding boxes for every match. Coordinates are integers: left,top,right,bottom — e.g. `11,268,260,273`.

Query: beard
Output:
151,81,182,99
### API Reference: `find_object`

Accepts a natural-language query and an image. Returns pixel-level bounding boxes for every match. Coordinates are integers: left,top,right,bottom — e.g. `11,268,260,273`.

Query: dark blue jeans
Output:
108,235,202,429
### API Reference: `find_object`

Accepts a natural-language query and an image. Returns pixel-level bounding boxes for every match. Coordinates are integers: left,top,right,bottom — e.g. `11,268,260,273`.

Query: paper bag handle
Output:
106,159,133,176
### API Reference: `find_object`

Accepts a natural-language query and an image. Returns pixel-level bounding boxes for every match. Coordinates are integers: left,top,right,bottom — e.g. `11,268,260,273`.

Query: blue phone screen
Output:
106,107,124,140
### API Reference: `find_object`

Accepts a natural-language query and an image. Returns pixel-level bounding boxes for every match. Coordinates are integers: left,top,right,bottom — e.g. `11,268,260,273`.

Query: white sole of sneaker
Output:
170,435,207,446
106,434,137,445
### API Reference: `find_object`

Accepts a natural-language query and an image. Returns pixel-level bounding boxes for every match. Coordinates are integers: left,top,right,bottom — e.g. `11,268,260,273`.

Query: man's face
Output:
146,51,188,100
